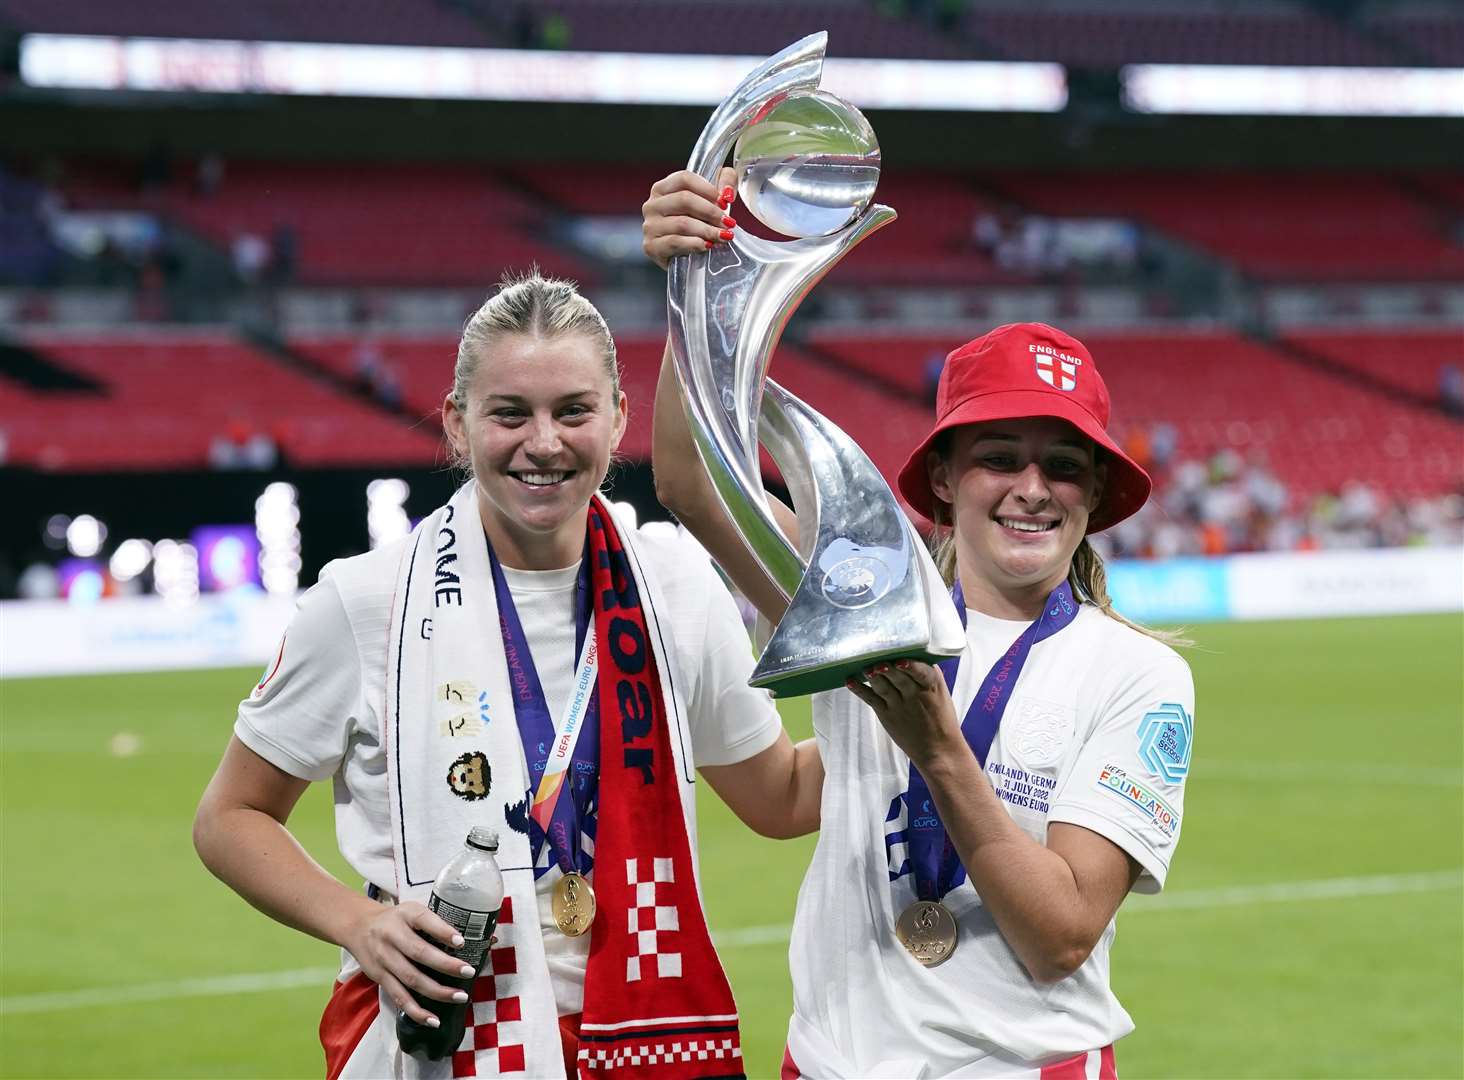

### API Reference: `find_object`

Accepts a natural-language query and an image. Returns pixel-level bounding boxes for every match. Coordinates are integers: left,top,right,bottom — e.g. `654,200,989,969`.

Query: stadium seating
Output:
807,326,1462,501
291,334,459,424
1363,9,1464,66
511,0,968,58
0,0,498,46
48,157,1461,288
3,332,442,470
963,6,1400,66
57,161,595,289
1080,328,1461,499
2,0,1438,68
988,172,1464,282
1283,327,1464,400
8,325,1458,499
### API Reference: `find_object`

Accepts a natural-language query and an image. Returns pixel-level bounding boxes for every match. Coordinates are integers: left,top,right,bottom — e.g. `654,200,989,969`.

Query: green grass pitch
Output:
2,614,1460,1078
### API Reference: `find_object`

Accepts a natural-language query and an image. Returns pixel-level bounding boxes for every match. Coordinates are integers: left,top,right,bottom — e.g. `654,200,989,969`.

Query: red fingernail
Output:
705,240,714,249
722,215,736,227
897,660,910,669
721,186,734,202
719,228,734,240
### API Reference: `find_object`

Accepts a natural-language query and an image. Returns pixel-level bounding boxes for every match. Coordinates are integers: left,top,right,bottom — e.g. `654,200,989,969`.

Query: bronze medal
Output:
895,900,958,967
552,871,596,937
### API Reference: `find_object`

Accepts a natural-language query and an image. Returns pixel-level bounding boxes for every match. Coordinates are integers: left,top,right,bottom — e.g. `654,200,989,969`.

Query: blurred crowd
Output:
1096,434,1464,559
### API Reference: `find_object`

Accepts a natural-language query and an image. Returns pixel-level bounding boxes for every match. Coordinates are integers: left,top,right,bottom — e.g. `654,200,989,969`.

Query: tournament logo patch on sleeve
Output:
1137,702,1192,782
251,634,287,700
1096,764,1180,838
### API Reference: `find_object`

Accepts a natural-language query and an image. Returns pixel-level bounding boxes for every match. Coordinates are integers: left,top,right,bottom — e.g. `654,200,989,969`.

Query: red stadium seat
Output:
8,332,442,471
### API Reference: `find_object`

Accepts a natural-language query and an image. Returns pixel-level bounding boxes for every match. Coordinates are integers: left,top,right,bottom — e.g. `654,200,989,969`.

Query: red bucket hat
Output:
896,323,1150,534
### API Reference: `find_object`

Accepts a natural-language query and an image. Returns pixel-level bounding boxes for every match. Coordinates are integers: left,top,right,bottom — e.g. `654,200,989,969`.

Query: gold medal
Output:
552,871,596,937
895,901,958,967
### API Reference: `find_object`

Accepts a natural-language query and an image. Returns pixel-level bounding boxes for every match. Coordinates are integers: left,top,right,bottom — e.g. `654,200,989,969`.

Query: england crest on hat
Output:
1033,348,1078,391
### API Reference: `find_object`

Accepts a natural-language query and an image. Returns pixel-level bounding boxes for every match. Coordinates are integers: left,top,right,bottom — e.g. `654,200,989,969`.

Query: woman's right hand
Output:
343,900,476,1026
642,167,738,270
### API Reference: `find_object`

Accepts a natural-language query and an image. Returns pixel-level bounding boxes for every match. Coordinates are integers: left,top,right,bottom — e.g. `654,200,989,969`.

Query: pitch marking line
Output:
0,967,339,1016
1201,760,1463,787
714,869,1464,947
2,869,1459,1015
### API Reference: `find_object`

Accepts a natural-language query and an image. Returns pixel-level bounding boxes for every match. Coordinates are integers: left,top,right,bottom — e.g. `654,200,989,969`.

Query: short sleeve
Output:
234,570,363,782
1047,650,1194,893
685,559,783,768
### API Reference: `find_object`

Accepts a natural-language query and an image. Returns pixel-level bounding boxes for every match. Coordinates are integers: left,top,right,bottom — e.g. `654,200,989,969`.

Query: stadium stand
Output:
1081,327,1461,500
291,334,459,424
0,0,498,46
488,0,970,58
1283,326,1464,400
961,4,1402,66
1362,5,1464,66
986,172,1464,282
30,157,1463,291
2,1,1460,591
57,162,595,289
2,332,441,470
806,326,1462,502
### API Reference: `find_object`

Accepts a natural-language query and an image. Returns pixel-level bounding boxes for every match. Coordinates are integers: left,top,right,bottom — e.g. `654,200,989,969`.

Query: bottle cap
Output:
466,826,500,852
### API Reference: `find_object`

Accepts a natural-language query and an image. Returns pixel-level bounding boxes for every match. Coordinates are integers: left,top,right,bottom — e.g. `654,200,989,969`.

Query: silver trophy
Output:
667,32,963,698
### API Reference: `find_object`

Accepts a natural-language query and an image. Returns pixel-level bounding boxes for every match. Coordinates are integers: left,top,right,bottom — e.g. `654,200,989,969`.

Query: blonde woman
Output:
195,270,821,1078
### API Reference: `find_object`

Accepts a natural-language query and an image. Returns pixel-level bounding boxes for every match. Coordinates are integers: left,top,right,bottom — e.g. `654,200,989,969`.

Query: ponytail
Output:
1066,538,1191,647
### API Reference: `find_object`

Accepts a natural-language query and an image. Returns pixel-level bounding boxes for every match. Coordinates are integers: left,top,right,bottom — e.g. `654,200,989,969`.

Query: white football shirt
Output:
787,603,1194,1076
236,520,783,1016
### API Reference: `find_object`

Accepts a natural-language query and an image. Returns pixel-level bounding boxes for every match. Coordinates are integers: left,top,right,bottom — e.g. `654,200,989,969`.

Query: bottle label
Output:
427,894,498,966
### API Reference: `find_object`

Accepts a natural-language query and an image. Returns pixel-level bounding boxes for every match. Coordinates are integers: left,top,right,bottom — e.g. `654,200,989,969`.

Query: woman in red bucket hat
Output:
645,171,1195,1079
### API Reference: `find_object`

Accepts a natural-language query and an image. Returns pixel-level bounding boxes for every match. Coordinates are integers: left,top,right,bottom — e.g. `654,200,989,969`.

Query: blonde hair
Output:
446,269,622,475
927,444,1189,647
449,268,620,415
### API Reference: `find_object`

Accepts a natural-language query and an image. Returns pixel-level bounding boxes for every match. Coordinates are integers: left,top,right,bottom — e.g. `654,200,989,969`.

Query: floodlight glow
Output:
109,538,153,582
1122,64,1464,117
153,539,200,606
256,482,301,595
367,478,411,550
44,514,70,548
19,34,1068,112
66,514,106,557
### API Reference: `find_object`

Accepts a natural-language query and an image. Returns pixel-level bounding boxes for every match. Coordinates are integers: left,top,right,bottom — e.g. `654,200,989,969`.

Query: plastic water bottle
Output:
396,827,504,1060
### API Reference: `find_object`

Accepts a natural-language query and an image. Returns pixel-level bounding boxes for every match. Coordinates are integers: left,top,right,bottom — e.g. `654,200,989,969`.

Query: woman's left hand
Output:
846,660,967,770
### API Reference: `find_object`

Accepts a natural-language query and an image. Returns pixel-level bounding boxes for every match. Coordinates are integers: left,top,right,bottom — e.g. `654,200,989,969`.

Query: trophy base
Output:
749,645,957,699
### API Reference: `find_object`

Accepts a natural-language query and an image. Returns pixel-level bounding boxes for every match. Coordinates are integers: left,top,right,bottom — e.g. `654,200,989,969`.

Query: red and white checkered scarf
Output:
384,487,743,1079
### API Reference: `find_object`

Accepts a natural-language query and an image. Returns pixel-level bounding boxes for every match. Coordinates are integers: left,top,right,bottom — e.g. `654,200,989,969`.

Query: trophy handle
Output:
668,206,896,599
751,379,964,697
667,31,833,598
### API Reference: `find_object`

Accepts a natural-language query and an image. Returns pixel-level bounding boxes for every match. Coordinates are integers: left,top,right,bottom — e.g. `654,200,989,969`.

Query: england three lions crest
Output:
1009,697,1075,768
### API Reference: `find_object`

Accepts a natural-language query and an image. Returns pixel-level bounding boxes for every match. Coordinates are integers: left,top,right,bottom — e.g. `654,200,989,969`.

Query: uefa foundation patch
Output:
1096,765,1180,838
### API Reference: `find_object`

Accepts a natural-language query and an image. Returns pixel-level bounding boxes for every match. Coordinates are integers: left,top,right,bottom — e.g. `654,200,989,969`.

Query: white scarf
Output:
377,483,702,1078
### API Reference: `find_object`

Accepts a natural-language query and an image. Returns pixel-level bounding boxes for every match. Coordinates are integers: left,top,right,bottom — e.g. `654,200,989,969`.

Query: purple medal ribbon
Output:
488,543,598,879
901,579,1079,901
